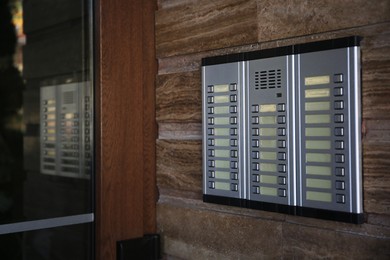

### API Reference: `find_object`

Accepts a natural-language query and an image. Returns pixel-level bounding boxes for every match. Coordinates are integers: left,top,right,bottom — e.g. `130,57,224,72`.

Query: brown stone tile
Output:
156,0,258,58
156,71,201,123
362,142,390,215
158,122,202,140
156,140,202,194
283,221,390,259
257,0,390,42
157,197,284,259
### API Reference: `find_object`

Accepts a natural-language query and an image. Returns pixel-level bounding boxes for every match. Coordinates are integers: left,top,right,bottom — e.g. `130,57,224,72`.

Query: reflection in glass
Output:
0,0,93,258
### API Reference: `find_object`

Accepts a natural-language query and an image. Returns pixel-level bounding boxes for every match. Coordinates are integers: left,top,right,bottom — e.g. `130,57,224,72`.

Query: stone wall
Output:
155,0,390,258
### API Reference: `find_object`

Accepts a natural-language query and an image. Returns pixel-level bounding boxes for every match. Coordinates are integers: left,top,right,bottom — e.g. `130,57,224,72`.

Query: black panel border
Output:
201,36,361,66
203,195,246,208
203,195,364,224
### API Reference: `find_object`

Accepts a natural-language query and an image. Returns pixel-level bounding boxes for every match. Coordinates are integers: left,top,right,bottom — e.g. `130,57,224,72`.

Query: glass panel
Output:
259,128,276,136
259,104,276,112
213,84,230,93
215,160,230,168
305,114,331,124
213,128,230,136
0,0,93,242
260,163,277,172
305,88,330,98
306,153,331,163
214,150,230,158
214,106,230,114
215,139,230,146
214,95,230,103
260,187,277,196
306,165,331,176
305,140,331,150
305,127,331,137
305,101,330,111
215,182,230,191
306,178,332,189
306,191,332,202
214,117,230,125
0,223,93,260
215,171,230,180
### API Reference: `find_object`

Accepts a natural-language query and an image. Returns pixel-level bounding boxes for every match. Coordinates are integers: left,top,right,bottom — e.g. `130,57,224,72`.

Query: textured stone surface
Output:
156,0,390,57
157,140,202,194
158,196,390,259
158,123,202,140
156,0,390,258
283,222,390,259
158,196,284,259
156,71,201,122
256,0,390,43
156,0,258,58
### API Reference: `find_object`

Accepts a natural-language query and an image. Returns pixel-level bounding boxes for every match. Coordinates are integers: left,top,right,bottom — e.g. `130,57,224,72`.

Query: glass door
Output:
0,0,94,259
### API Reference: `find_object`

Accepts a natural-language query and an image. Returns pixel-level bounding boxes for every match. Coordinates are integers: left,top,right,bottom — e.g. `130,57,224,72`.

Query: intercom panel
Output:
296,47,362,214
246,55,296,206
202,36,363,223
40,82,92,179
202,62,245,200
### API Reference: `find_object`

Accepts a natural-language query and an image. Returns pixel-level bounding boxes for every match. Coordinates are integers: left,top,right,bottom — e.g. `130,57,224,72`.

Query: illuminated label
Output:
215,182,231,191
260,151,277,160
305,114,331,124
214,106,230,114
306,153,331,163
46,136,55,141
47,129,56,134
46,150,56,156
215,171,230,180
215,139,230,146
305,88,330,98
260,175,277,184
259,104,277,112
64,121,73,127
306,191,332,202
259,128,276,136
46,121,56,127
305,140,331,150
214,117,230,125
259,116,277,124
65,113,74,119
260,163,277,172
214,96,230,103
304,75,330,86
260,187,277,196
306,178,332,189
214,150,230,158
47,107,56,112
46,99,55,105
214,128,230,136
306,165,331,176
305,101,330,111
260,140,277,148
47,114,56,120
305,127,331,137
213,84,230,93
215,160,230,168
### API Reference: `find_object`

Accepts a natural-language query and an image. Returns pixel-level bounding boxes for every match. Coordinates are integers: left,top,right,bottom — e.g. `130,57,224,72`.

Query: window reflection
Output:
0,0,93,258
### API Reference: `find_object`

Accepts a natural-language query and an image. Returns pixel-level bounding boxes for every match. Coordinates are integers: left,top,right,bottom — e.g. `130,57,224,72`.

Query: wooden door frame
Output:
94,0,157,259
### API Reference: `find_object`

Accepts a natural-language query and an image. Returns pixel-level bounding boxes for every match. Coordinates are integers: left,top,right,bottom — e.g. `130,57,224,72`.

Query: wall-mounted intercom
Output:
40,82,92,179
202,36,363,223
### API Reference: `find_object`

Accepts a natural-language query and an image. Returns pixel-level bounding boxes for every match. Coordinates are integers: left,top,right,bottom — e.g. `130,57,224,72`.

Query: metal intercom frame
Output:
40,82,92,179
202,36,363,223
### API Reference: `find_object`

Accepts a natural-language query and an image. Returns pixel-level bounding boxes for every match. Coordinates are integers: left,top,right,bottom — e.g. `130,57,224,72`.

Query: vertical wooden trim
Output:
142,0,158,234
95,0,157,259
